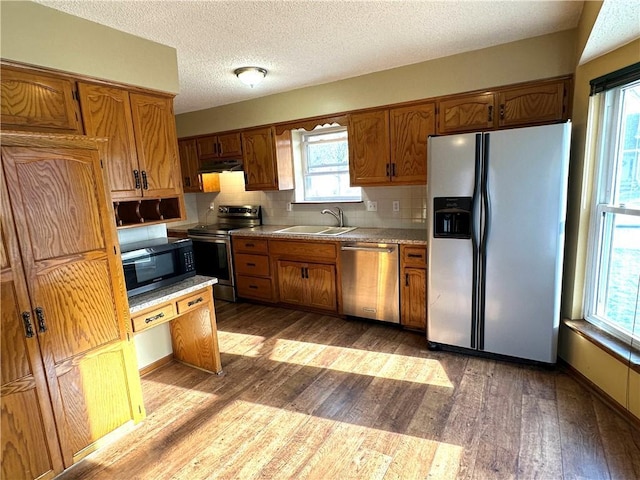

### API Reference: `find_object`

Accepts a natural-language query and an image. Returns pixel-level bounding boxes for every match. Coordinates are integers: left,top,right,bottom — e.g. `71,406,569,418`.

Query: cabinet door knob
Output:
488,105,493,123
405,273,409,286
22,312,34,338
133,170,141,189
141,171,149,190
499,104,505,120
35,307,47,333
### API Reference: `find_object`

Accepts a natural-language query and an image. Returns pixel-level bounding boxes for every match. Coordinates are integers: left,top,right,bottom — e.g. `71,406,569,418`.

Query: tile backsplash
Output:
176,171,427,229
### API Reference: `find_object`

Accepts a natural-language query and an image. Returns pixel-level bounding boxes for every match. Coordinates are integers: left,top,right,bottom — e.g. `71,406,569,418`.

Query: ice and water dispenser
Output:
433,197,472,239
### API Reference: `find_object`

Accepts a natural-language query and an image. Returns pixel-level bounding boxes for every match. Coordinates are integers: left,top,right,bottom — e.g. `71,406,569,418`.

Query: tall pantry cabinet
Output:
0,132,144,479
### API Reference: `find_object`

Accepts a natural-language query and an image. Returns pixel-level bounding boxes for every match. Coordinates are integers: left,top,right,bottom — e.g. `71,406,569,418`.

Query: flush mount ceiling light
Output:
234,66,267,88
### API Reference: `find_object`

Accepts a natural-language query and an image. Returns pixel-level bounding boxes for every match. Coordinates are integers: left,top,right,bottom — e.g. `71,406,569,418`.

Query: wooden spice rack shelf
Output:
114,197,182,228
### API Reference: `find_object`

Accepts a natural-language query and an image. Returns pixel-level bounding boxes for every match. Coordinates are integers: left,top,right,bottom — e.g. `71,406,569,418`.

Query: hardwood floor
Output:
59,301,640,480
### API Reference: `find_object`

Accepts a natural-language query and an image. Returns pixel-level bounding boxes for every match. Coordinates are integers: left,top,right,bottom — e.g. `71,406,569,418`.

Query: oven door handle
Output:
188,235,230,243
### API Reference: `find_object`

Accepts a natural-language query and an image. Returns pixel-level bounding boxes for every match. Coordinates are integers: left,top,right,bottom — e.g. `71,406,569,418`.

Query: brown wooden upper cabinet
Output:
197,132,242,160
178,138,202,193
78,84,183,200
437,93,495,135
241,126,294,191
497,81,567,128
437,78,569,135
1,66,82,134
349,103,435,186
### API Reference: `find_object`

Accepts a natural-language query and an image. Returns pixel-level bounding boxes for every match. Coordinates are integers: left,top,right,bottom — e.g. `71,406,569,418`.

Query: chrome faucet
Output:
321,207,344,227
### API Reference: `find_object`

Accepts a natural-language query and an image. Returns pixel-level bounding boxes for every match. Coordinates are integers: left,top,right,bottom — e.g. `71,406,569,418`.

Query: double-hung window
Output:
584,64,640,346
298,126,361,202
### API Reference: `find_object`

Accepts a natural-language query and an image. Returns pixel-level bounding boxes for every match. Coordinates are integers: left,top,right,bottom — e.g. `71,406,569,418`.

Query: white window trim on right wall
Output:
583,78,640,347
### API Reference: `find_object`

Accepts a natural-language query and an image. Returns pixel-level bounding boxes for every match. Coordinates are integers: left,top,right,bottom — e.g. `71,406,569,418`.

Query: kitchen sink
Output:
274,226,357,236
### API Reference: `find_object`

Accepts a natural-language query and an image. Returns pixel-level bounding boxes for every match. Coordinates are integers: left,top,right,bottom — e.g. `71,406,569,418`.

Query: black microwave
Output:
120,238,196,298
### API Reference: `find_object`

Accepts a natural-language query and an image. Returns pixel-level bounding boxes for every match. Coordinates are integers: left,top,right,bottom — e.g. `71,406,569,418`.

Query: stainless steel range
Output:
187,205,262,301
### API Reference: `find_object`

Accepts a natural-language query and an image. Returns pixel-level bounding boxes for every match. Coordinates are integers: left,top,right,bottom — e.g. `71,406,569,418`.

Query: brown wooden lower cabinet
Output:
1,132,144,479
276,260,337,312
130,285,222,374
400,245,427,330
233,238,275,302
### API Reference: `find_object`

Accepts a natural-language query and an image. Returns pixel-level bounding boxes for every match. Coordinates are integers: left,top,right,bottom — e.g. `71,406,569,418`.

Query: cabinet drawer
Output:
237,275,274,301
235,253,270,276
131,303,176,332
402,246,427,267
269,240,336,259
176,289,209,314
233,237,269,254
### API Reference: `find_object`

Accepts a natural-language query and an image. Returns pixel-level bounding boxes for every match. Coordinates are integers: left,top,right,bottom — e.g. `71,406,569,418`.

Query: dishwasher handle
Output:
340,245,395,253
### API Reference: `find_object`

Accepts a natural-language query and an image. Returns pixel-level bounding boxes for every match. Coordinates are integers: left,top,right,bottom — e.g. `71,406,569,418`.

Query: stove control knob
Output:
219,206,227,213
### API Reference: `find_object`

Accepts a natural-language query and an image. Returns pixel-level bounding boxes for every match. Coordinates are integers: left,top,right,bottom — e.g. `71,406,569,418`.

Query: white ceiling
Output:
32,1,632,115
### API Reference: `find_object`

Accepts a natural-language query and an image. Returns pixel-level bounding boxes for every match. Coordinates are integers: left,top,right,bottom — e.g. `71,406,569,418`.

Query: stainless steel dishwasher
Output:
340,242,399,323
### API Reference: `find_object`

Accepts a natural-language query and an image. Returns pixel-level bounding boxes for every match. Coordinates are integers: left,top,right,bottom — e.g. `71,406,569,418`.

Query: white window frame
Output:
295,125,361,203
584,80,640,346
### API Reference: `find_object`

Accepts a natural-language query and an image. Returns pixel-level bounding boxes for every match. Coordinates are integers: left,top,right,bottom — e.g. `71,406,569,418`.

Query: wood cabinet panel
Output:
129,93,182,198
242,127,276,190
1,67,81,134
306,263,337,311
7,148,105,260
178,139,202,193
132,303,176,332
55,345,135,463
400,244,427,330
236,275,274,301
198,132,242,159
1,168,63,480
498,82,566,128
276,260,307,306
269,240,336,260
233,238,269,254
217,132,242,158
1,133,144,469
390,103,435,184
235,253,271,277
176,291,209,315
349,109,390,185
276,259,337,313
242,127,294,191
401,267,426,330
437,93,494,135
402,246,427,267
78,83,139,199
171,302,221,373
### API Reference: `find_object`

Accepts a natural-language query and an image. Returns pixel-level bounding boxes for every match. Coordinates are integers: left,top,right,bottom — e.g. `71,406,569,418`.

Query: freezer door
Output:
427,133,477,348
481,123,570,362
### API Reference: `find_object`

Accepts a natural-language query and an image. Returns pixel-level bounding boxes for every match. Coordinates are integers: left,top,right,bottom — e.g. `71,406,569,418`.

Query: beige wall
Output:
558,0,639,422
176,29,576,137
562,39,640,320
0,1,179,93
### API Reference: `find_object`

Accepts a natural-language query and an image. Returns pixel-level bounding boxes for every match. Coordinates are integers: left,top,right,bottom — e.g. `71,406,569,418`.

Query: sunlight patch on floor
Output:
216,330,266,356
266,338,454,388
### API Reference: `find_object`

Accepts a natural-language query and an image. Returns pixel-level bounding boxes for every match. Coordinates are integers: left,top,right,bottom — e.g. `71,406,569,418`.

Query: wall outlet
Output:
366,201,378,212
286,202,292,212
392,200,400,212
209,201,216,210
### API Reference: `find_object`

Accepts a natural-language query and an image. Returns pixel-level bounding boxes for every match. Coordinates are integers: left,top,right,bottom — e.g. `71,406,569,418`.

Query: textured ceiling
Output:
36,0,589,115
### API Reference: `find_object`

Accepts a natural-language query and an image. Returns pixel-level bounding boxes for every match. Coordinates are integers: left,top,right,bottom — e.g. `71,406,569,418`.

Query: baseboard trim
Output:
558,358,640,432
139,354,174,377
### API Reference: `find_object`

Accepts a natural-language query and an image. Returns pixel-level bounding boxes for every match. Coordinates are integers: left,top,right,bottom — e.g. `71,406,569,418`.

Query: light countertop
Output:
128,275,218,314
229,225,427,245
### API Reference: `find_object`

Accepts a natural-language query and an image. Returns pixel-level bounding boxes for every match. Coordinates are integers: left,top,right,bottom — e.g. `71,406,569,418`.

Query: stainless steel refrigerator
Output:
426,122,571,363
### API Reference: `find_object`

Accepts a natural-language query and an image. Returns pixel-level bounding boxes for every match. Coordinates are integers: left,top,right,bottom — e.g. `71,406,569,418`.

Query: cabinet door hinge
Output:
127,332,131,341
100,159,104,169
139,405,142,414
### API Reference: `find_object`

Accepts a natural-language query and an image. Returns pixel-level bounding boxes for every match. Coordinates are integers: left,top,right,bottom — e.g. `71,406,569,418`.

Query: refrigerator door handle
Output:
478,132,492,350
470,133,483,349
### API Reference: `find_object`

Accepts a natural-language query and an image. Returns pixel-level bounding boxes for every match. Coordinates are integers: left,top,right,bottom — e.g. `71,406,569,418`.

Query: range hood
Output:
198,159,243,173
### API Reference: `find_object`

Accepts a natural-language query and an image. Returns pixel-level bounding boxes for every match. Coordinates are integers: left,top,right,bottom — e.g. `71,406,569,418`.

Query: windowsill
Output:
563,319,640,373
